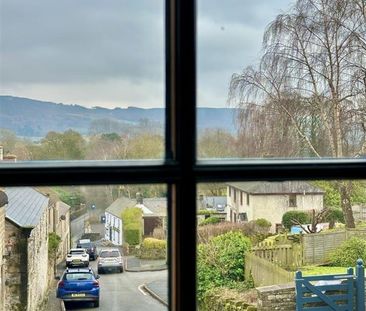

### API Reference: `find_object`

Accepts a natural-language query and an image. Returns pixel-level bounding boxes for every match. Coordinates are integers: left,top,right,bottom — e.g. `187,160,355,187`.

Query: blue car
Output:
56,267,100,308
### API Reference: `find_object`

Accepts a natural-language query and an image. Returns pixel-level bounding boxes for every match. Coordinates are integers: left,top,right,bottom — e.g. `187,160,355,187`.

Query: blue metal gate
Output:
295,259,365,311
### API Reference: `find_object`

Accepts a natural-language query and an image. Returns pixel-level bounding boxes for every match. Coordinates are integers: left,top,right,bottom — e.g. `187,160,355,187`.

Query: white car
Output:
97,249,123,273
66,248,90,267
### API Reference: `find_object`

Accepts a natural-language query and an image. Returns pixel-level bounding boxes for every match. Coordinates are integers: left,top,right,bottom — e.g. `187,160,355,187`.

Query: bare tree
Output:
230,0,366,228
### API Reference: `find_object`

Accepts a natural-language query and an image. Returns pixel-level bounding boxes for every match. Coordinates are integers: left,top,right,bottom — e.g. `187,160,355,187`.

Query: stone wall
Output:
27,210,50,311
0,203,5,311
4,221,29,311
55,201,70,265
256,283,295,311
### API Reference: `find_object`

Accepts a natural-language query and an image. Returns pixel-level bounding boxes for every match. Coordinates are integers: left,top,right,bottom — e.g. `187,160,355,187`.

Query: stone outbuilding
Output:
3,187,50,311
0,189,8,311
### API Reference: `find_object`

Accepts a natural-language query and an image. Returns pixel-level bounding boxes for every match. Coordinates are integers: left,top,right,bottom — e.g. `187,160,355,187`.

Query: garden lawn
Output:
300,266,348,276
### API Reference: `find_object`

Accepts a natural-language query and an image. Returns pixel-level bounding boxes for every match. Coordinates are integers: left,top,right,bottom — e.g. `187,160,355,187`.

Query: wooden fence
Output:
302,229,366,265
245,252,294,287
252,243,303,270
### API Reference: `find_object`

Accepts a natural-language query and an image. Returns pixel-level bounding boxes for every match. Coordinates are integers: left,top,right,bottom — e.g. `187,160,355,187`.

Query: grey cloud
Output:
1,0,294,108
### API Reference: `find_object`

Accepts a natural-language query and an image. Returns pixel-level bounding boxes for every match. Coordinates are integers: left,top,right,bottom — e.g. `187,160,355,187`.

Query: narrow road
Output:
51,260,168,311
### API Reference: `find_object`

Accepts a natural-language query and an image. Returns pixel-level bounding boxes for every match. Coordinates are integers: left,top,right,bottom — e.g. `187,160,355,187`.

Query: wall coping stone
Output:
256,282,295,293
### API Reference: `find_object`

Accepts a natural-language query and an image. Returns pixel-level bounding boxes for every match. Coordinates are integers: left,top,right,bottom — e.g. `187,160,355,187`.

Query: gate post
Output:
356,259,365,311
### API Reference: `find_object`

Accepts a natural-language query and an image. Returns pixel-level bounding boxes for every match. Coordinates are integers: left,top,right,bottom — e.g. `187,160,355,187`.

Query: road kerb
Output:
142,284,168,306
60,300,66,311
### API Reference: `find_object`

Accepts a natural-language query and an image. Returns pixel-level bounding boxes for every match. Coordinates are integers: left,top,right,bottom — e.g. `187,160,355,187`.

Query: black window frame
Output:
1,1,366,310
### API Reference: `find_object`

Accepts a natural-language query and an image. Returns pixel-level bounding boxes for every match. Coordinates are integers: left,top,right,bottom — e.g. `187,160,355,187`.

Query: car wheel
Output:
85,261,89,267
97,268,102,274
119,267,123,273
94,299,99,308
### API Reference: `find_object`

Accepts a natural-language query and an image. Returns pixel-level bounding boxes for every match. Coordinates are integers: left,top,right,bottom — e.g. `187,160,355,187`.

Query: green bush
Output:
199,216,221,226
282,211,310,230
139,238,167,259
122,208,142,245
48,232,61,257
142,238,166,249
124,224,141,245
197,231,252,302
121,207,142,225
254,218,271,228
328,237,366,266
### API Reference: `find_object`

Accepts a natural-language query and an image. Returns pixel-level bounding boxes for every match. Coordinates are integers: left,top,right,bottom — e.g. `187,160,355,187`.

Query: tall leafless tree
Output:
230,0,366,228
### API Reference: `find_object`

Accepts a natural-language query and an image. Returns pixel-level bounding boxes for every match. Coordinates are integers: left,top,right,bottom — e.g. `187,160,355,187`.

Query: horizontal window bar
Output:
0,159,366,186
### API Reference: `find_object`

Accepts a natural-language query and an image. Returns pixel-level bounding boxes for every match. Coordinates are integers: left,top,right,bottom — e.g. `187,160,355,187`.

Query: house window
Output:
233,189,236,203
1,1,365,310
289,194,297,207
240,191,243,205
246,194,250,205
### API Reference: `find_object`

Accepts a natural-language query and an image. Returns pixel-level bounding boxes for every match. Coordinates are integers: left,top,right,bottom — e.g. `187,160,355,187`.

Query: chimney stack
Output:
136,192,143,204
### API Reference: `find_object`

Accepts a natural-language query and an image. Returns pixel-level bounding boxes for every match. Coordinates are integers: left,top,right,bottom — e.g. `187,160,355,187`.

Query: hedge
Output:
138,238,167,259
124,224,142,245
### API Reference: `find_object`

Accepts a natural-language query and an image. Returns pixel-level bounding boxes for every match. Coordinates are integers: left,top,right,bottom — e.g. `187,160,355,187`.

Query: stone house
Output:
226,181,324,232
0,190,8,311
3,187,50,311
105,196,167,245
39,188,71,265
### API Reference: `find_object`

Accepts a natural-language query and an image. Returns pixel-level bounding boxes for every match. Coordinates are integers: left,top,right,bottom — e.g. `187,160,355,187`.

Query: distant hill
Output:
0,96,238,138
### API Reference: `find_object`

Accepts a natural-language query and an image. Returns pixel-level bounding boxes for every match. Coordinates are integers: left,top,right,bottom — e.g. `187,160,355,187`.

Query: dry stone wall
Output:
27,210,49,311
0,205,5,311
256,283,295,311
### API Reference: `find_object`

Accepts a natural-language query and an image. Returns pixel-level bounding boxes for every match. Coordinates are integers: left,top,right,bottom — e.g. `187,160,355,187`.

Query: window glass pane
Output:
0,184,168,310
197,180,366,309
197,0,366,160
0,1,165,161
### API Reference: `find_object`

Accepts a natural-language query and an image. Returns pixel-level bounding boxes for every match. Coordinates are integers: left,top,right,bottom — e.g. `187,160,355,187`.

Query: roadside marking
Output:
138,284,148,296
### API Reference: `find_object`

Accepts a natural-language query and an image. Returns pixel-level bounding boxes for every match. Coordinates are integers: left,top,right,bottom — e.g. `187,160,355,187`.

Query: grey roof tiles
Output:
5,187,49,228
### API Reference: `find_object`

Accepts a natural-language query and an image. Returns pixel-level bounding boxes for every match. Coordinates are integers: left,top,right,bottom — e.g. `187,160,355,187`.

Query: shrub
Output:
122,207,142,245
142,238,166,249
199,216,221,226
48,232,61,257
139,238,167,259
254,218,271,228
328,237,366,266
282,211,310,230
124,224,141,245
197,231,252,302
197,222,272,244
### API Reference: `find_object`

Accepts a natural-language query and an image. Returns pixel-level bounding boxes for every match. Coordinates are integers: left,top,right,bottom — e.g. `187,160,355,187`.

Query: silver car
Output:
97,249,124,273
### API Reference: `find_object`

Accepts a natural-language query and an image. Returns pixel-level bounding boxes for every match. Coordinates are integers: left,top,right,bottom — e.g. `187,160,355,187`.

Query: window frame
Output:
1,1,366,310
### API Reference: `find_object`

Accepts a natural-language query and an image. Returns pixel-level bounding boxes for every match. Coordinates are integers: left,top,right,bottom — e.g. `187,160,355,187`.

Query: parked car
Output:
66,248,89,267
97,249,123,273
56,267,100,307
77,238,98,260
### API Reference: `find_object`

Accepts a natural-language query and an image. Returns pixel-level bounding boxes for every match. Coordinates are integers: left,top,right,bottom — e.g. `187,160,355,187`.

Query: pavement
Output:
125,256,168,306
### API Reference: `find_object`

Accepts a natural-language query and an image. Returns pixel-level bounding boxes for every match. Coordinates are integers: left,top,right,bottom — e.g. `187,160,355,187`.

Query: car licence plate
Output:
71,293,85,297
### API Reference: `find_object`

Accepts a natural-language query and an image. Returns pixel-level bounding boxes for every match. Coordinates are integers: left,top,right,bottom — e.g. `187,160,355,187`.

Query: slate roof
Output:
227,181,324,195
5,187,49,228
140,198,167,216
106,197,167,218
105,197,136,218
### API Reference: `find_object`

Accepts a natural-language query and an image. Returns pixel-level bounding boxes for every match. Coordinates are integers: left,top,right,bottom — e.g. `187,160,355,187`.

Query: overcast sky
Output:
0,0,293,109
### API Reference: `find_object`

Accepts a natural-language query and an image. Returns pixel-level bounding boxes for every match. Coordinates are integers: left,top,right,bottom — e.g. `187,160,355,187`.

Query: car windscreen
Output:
65,273,93,281
70,250,85,254
77,243,92,248
100,251,120,258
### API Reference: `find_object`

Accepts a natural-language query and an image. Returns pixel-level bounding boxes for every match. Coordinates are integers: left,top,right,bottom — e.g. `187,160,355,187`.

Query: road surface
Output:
51,258,168,311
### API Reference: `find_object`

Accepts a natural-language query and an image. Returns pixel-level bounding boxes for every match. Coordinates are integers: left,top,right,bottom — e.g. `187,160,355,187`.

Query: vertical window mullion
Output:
167,0,197,310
